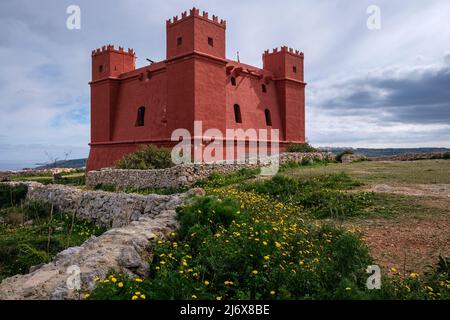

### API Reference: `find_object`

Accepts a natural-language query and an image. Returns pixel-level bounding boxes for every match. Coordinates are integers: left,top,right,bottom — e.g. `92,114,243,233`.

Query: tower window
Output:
99,65,104,72
231,77,236,86
293,66,297,73
136,106,145,127
234,104,242,123
264,109,272,126
262,84,267,93
177,37,183,46
208,37,214,47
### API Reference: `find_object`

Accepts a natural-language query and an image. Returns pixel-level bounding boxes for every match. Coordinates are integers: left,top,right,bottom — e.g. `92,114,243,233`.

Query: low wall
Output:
86,152,335,190
4,181,201,228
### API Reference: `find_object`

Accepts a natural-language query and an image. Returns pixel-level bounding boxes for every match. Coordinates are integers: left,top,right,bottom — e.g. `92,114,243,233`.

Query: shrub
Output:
0,184,28,208
336,149,355,162
116,145,173,170
443,152,450,160
286,143,317,153
177,196,239,239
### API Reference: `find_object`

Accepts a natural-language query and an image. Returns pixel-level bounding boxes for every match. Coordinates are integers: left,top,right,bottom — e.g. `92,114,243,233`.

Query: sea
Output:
0,160,41,171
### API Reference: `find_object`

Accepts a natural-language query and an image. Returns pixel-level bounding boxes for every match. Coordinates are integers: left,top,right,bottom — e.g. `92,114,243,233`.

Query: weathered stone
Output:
2,181,189,228
0,214,178,300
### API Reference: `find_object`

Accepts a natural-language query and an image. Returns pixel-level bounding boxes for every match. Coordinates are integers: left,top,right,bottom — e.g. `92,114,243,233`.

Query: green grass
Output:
0,184,105,281
92,184,187,195
10,172,86,186
281,159,450,185
0,203,105,281
193,168,261,188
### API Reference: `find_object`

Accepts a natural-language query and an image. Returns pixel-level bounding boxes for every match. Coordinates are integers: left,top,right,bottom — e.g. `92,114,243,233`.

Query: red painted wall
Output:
87,8,306,171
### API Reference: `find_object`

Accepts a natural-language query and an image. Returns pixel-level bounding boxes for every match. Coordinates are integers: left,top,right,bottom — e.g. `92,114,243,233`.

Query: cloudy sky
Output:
0,0,449,164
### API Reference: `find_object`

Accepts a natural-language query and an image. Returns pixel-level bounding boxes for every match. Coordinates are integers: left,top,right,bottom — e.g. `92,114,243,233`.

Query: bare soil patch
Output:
352,215,450,274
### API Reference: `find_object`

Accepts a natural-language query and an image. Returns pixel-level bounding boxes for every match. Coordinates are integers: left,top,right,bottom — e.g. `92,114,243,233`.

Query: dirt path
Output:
349,183,450,274
351,215,450,274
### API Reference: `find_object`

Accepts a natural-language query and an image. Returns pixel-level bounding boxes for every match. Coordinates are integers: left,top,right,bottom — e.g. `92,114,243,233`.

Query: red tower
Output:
87,8,306,171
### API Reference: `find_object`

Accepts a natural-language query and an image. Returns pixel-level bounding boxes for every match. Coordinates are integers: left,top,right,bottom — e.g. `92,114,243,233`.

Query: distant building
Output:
87,7,306,171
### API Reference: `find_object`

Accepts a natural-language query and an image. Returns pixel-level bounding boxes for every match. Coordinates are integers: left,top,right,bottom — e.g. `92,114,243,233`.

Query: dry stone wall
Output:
86,152,335,190
0,211,178,300
4,181,199,228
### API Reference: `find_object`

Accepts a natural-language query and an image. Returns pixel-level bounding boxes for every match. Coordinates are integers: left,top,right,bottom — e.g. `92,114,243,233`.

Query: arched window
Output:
231,77,236,86
264,108,272,126
234,104,242,123
261,84,267,93
136,106,145,126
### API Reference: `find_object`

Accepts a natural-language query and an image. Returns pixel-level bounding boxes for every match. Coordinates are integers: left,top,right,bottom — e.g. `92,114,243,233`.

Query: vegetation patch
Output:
241,173,373,219
286,143,317,153
193,168,260,189
0,184,28,209
0,197,105,281
116,145,174,170
89,194,373,300
89,190,449,300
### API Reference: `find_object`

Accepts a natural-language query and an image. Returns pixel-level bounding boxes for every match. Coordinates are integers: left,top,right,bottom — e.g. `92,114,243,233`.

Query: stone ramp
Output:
0,211,178,300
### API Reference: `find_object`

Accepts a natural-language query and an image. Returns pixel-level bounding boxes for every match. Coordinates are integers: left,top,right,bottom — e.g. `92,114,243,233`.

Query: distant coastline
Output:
0,158,86,171
0,148,449,171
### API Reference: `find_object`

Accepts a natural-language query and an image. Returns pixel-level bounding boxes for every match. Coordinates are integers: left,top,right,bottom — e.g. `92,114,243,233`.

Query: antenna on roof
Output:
237,51,240,63
146,58,155,64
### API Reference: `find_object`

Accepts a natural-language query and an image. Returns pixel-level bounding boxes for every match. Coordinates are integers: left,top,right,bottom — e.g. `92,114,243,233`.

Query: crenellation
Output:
166,7,226,28
263,46,304,58
91,44,136,57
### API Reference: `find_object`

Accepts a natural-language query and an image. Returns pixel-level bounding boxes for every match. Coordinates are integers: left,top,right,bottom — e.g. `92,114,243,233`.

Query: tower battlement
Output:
166,7,226,28
91,44,135,57
263,46,304,58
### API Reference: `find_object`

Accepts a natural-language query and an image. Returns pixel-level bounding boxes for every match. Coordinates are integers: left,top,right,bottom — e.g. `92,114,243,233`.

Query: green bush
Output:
286,143,317,153
0,184,28,208
177,196,239,239
443,152,450,160
116,145,173,170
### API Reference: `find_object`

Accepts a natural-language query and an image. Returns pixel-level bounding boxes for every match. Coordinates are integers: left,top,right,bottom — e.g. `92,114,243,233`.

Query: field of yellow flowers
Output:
89,170,449,300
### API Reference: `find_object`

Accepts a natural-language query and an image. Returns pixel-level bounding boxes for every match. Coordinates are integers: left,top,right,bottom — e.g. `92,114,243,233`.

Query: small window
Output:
293,66,297,73
177,37,183,46
208,37,214,47
264,109,272,126
99,65,104,72
262,84,267,93
234,104,242,123
136,106,145,127
231,77,236,86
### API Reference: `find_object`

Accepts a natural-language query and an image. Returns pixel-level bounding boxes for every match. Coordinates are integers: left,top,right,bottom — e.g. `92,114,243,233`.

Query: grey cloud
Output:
315,58,450,124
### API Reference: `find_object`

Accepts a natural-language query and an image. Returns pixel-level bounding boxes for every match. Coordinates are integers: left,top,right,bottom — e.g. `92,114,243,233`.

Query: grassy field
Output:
282,159,450,185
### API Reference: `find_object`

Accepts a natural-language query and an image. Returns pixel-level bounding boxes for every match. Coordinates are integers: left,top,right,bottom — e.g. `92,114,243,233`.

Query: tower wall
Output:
263,47,306,142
